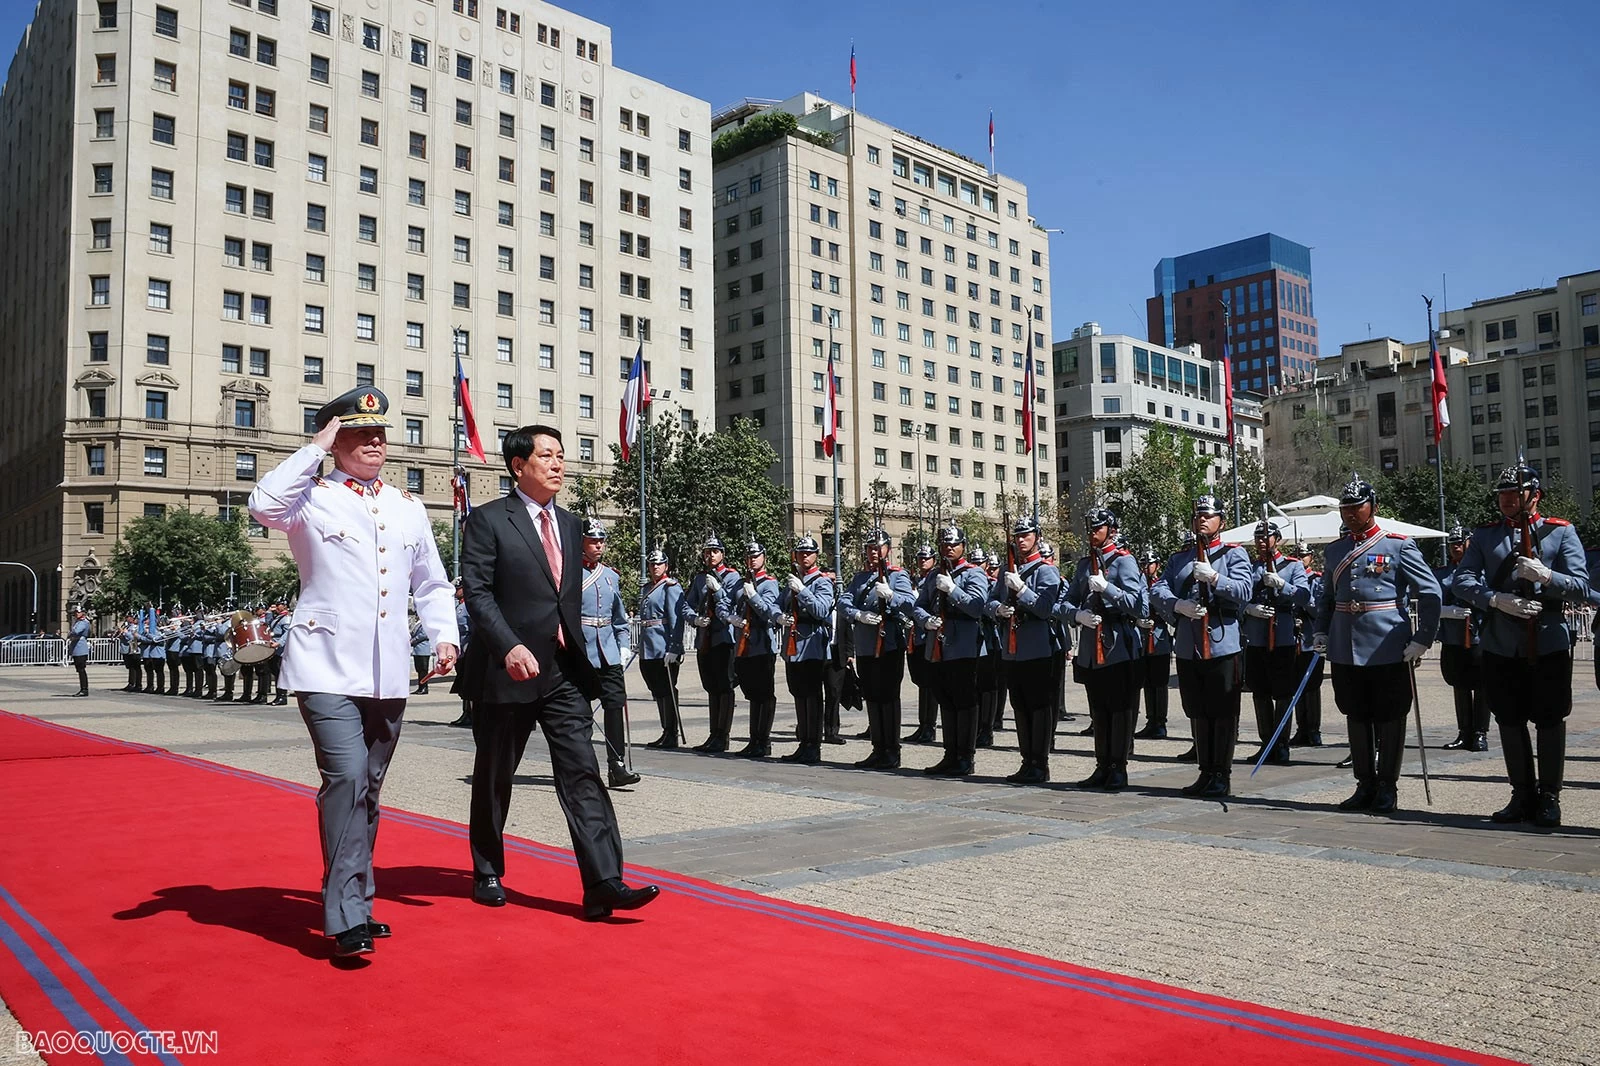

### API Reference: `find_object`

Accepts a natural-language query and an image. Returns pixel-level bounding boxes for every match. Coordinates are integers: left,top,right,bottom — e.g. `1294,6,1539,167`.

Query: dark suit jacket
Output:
460,492,600,705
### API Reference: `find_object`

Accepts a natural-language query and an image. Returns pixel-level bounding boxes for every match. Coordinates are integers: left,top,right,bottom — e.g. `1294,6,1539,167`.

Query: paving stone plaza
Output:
3,659,1596,1065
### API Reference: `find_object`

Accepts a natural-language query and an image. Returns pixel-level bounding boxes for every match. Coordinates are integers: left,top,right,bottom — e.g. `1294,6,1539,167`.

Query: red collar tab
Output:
1020,552,1041,565
800,567,819,576
1203,537,1221,549
1353,525,1380,540
750,569,768,579
343,477,383,495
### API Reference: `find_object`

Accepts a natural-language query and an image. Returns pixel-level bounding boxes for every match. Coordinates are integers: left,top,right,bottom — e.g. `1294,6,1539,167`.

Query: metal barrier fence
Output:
0,638,122,667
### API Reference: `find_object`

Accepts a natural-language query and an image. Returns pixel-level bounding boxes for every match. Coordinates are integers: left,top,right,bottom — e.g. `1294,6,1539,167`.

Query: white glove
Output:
1193,560,1219,585
742,581,758,600
1174,599,1207,620
691,616,710,629
856,610,882,626
923,616,944,631
1244,604,1276,619
994,604,1016,619
1490,592,1542,619
935,574,955,594
1262,571,1286,590
665,652,682,664
1135,618,1156,630
1401,641,1428,663
780,615,795,628
1438,605,1470,620
1514,555,1553,584
1311,632,1329,654
619,650,636,671
1004,571,1025,593
1087,573,1109,594
1074,609,1101,628
874,580,893,601
788,574,804,593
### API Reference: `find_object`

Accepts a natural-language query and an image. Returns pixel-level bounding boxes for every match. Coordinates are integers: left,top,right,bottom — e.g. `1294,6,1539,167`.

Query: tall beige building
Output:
709,93,1053,545
0,0,713,631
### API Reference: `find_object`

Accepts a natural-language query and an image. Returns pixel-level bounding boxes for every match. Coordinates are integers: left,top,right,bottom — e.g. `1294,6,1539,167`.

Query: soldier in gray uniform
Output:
1242,520,1311,766
410,612,434,694
1290,544,1326,747
578,519,640,788
1435,524,1489,753
968,547,1006,745
1312,474,1441,816
1152,495,1255,798
778,534,837,764
986,516,1062,784
1453,463,1588,828
1059,508,1146,789
179,614,203,697
913,526,990,777
268,603,291,704
117,614,141,692
902,544,940,745
164,614,184,696
198,616,220,700
639,549,685,750
840,529,917,769
724,540,783,758
684,534,742,752
1132,549,1173,740
68,609,91,697
1039,542,1071,731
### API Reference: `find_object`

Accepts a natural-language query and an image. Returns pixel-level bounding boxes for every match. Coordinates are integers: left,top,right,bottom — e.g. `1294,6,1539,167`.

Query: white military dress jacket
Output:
248,444,458,699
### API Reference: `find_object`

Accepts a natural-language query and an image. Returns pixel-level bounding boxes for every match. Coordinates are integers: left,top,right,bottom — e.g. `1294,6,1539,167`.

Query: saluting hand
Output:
311,415,341,453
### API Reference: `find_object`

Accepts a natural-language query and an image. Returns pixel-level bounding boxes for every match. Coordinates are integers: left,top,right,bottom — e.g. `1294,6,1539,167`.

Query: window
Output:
146,278,171,310
92,164,113,194
96,54,117,83
88,332,108,362
146,334,169,365
89,218,112,250
144,389,169,421
144,447,167,476
155,6,178,37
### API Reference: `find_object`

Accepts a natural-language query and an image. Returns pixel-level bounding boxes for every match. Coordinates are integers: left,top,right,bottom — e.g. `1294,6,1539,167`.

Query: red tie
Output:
540,509,565,648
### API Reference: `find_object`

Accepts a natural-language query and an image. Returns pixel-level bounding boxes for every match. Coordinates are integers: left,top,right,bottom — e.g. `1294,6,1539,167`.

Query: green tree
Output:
1222,448,1268,526
1099,425,1212,557
1378,459,1492,530
1539,475,1580,525
92,510,260,613
255,553,302,605
1268,409,1370,502
1576,490,1600,546
711,110,833,164
822,477,896,573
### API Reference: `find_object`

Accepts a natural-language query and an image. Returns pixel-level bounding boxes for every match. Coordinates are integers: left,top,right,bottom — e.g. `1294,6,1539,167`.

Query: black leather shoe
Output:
779,744,822,765
73,690,88,697
1103,767,1129,791
1338,782,1378,811
448,712,473,728
1007,764,1048,785
1369,783,1398,815
1289,731,1323,747
854,750,887,769
1532,791,1561,829
645,733,677,749
473,875,507,907
1200,775,1230,798
1075,766,1109,789
1468,732,1489,753
272,695,288,706
1441,735,1470,750
1491,791,1535,824
1267,745,1292,767
1075,723,1095,736
333,927,374,957
823,732,846,745
365,920,391,939
608,767,642,788
1336,754,1354,769
875,752,901,770
734,742,771,759
693,735,729,753
1180,772,1212,796
902,727,936,744
975,730,994,749
582,880,661,921
1175,744,1197,763
1133,723,1167,740
923,755,960,776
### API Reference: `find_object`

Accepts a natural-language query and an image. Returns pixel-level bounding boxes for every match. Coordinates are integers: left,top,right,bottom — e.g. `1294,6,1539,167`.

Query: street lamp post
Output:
913,425,926,548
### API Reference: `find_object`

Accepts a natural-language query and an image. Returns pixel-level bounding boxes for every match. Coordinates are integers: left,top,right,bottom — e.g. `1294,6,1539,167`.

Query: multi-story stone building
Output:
1051,324,1262,498
709,93,1052,540
0,0,713,631
1261,269,1600,501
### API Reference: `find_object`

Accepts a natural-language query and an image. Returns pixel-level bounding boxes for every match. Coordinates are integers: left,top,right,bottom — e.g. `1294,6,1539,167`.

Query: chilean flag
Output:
1021,316,1035,454
620,343,650,463
1430,329,1450,444
849,44,857,94
988,111,995,156
455,353,487,464
822,346,839,457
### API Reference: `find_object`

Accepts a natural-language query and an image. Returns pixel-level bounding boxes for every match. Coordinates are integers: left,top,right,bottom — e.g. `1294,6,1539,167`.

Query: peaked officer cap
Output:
315,386,392,430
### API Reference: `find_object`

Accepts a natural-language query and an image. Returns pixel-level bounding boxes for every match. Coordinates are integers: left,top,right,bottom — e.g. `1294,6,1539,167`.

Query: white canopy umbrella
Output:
1276,494,1341,514
1220,507,1447,547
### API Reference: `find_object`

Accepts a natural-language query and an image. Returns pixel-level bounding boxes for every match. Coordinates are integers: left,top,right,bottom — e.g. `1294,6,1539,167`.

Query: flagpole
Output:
1026,311,1038,524
1426,295,1446,564
640,385,649,594
451,326,463,579
1219,298,1239,527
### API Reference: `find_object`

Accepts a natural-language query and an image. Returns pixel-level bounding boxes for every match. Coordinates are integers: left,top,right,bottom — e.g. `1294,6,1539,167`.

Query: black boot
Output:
1181,771,1213,796
1533,722,1565,828
855,701,887,768
450,705,474,729
736,699,774,758
1370,718,1406,814
693,692,731,752
1183,716,1214,795
781,698,822,764
608,763,641,788
883,698,904,766
1490,718,1537,823
1202,716,1233,797
1175,743,1197,762
1338,719,1378,811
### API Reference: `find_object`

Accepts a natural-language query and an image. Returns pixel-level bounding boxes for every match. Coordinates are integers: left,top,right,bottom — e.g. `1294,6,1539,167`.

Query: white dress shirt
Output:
515,487,562,556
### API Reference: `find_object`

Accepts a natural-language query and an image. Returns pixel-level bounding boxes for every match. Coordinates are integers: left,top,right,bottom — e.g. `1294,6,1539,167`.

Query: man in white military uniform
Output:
249,386,459,959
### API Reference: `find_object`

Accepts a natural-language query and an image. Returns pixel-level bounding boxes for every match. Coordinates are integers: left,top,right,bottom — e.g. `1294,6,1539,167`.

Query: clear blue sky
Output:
4,0,1595,354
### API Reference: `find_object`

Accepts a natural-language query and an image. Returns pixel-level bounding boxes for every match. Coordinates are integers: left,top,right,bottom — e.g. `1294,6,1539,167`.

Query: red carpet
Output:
0,710,1520,1066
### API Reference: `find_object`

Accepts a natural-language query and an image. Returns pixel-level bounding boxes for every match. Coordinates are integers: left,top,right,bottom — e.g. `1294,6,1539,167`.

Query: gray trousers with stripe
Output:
297,692,406,936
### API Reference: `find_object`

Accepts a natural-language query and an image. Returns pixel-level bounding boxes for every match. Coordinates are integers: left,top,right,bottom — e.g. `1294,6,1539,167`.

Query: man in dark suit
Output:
460,425,660,920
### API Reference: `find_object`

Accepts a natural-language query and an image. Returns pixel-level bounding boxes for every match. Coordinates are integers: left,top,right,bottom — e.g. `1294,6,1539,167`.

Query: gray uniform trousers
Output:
297,692,406,936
